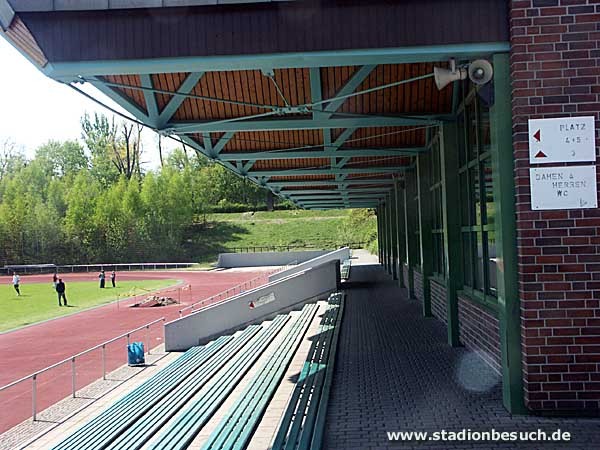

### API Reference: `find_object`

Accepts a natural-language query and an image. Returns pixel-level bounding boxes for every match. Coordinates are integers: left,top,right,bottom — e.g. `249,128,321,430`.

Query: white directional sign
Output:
530,166,597,210
528,116,596,164
248,292,276,309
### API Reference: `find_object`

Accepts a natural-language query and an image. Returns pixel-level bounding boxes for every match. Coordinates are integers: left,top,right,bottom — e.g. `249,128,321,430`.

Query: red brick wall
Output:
458,296,502,374
403,263,410,296
510,0,600,412
431,279,448,324
414,270,423,302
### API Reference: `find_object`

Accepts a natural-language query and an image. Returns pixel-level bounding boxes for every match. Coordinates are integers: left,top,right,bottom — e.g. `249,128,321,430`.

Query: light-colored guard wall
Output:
164,260,339,351
268,247,350,283
216,250,329,268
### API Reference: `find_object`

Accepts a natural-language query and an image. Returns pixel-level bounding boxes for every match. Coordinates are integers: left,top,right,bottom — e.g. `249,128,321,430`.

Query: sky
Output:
0,37,172,168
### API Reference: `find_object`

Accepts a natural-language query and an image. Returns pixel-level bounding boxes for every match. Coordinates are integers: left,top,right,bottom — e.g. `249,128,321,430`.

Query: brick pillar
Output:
510,0,600,413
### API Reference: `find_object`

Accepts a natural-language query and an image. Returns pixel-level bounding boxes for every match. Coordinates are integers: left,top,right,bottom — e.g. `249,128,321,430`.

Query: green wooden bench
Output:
148,303,318,450
272,292,345,450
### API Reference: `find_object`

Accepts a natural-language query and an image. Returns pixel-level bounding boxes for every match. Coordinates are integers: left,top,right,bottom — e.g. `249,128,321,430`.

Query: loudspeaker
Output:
468,59,493,85
433,66,467,90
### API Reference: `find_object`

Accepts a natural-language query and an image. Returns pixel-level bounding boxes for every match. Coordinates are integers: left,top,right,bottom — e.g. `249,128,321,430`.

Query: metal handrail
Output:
0,317,165,421
1,262,194,275
178,261,298,318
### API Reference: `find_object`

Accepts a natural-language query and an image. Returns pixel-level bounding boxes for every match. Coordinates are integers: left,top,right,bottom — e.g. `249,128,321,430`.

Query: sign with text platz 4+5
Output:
528,116,596,164
530,166,598,210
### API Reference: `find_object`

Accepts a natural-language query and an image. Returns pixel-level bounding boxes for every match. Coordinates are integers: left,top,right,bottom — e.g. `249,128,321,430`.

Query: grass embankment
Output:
189,208,377,264
0,279,177,332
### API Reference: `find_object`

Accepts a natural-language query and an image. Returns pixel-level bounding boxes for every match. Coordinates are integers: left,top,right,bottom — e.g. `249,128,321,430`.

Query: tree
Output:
114,123,143,180
35,140,88,177
0,138,26,181
81,113,120,186
64,171,102,260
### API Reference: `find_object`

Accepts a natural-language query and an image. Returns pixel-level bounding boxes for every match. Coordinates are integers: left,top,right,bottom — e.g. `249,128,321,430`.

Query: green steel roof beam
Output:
45,43,510,78
139,74,159,125
157,72,205,127
169,116,440,133
249,166,411,177
282,188,392,195
218,147,426,161
212,132,235,156
299,203,377,209
86,78,150,122
286,194,388,200
267,179,396,187
323,65,375,117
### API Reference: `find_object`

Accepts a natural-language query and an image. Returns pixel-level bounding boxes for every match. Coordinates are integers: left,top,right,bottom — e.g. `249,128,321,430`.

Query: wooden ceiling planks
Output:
137,63,451,124
333,127,427,149
169,68,313,121
100,62,450,184
103,74,148,114
252,158,330,171
347,156,411,168
270,174,336,181
152,72,185,113
221,129,323,153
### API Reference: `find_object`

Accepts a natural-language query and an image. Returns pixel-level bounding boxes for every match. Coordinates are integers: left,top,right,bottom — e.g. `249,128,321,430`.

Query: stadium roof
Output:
0,0,509,209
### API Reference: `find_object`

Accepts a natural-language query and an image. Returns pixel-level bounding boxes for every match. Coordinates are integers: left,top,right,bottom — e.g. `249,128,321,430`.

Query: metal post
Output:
417,151,433,318
440,122,462,347
146,325,151,355
491,53,526,414
32,375,37,421
395,180,406,288
127,333,130,347
102,344,107,380
71,358,76,398
389,188,398,280
404,172,418,298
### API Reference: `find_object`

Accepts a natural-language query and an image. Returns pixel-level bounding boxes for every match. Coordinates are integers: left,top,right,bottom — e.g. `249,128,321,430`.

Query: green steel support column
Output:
404,173,417,298
377,206,383,264
380,206,385,265
381,202,388,272
389,188,398,280
395,180,406,288
385,198,393,274
490,53,526,414
417,153,433,318
440,122,462,347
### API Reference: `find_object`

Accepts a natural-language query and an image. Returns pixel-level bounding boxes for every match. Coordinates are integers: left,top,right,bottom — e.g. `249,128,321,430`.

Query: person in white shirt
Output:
12,273,21,296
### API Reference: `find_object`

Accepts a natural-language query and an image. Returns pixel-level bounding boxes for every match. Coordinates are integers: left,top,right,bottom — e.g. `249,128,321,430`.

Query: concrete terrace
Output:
4,258,600,449
324,265,600,450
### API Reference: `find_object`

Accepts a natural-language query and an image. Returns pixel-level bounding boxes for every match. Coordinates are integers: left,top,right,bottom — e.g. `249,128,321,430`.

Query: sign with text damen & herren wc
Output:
530,166,598,210
528,116,596,164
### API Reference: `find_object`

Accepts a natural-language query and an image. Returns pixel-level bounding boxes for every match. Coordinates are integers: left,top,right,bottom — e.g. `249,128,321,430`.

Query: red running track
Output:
0,269,266,433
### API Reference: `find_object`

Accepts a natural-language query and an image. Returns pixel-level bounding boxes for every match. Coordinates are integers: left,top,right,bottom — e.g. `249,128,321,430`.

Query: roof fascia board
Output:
9,1,293,12
45,43,510,79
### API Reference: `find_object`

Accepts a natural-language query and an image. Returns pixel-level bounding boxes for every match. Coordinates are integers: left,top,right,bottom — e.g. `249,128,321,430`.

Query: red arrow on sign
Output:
533,129,541,142
535,150,547,158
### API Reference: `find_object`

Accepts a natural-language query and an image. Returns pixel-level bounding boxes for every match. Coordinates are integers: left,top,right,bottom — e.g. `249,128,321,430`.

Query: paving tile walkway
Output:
324,265,600,450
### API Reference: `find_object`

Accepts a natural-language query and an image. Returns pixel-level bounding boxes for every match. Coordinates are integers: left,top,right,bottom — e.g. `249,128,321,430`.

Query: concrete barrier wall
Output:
216,250,329,268
268,247,350,283
164,260,339,351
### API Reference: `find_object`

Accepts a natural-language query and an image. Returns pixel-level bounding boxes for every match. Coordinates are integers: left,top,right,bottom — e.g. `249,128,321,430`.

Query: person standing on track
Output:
12,273,21,296
111,270,116,288
52,272,58,289
56,278,68,306
99,269,105,288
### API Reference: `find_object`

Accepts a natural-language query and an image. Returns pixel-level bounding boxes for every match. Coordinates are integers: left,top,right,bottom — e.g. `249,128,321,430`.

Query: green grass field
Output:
190,209,367,263
0,279,177,332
